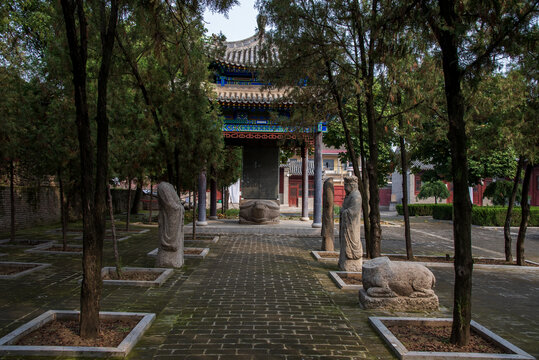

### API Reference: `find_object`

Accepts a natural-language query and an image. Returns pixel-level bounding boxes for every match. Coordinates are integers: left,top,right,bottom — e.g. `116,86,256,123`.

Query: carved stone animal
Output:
239,200,280,224
362,257,436,298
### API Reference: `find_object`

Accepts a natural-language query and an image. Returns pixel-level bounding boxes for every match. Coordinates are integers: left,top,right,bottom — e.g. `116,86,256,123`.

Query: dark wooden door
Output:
289,186,298,207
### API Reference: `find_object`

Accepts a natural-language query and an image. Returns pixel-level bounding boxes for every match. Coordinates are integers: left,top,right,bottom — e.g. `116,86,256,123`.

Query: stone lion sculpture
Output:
362,257,436,298
359,257,438,311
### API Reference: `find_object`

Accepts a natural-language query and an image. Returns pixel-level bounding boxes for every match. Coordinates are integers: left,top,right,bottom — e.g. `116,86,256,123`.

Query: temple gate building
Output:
196,34,326,226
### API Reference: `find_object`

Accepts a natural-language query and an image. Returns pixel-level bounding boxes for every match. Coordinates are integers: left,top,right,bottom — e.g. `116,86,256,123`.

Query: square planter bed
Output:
369,317,534,359
311,250,339,262
0,262,51,279
0,310,155,358
184,235,219,244
101,267,173,287
0,239,54,248
386,254,539,270
329,271,362,290
107,229,149,235
74,235,131,242
147,247,209,259
25,243,83,255
183,247,210,259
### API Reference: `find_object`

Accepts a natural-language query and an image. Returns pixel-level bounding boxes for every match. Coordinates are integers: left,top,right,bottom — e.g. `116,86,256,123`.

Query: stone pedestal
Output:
359,289,439,311
239,199,280,224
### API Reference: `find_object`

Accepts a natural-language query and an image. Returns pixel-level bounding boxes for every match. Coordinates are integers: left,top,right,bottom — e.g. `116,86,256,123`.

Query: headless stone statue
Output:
339,176,363,272
359,257,438,311
156,182,184,268
321,178,334,251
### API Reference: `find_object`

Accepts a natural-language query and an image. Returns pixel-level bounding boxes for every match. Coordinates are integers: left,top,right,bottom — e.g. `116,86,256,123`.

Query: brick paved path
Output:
149,235,368,359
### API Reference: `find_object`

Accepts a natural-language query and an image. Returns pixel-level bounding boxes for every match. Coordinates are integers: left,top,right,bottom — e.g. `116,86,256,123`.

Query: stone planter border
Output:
185,235,219,244
0,239,54,248
101,267,173,287
329,271,362,290
0,310,155,358
74,235,131,242
147,247,210,259
369,317,534,359
385,254,539,271
0,262,51,279
184,247,210,259
311,250,339,262
25,243,83,255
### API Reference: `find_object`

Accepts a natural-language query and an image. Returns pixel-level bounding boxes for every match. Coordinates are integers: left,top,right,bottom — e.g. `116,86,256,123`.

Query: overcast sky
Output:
203,0,259,41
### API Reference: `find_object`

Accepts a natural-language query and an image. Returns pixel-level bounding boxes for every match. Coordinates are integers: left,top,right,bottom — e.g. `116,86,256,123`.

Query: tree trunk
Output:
107,184,121,277
126,177,132,231
10,159,15,243
130,182,142,215
192,187,197,240
399,119,413,260
58,170,67,251
365,85,382,258
149,182,153,223
60,0,118,339
505,157,524,262
435,5,472,346
222,186,226,214
358,112,371,258
516,162,532,266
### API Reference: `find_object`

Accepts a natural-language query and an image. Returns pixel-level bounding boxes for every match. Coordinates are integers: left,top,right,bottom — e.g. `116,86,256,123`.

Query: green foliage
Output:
432,204,454,221
396,204,441,216
483,180,522,206
333,205,340,216
417,180,450,204
431,205,539,226
471,207,539,227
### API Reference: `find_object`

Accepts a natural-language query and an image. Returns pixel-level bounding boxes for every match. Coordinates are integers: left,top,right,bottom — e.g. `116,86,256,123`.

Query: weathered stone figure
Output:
321,178,334,251
156,182,184,268
359,256,438,311
339,176,363,271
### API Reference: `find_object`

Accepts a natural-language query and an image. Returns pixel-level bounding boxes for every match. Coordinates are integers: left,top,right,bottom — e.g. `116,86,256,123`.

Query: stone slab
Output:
329,271,363,290
311,250,339,262
184,235,219,244
101,267,173,287
359,288,439,312
0,262,51,280
75,235,131,242
147,248,209,259
0,310,155,358
25,243,83,255
184,247,210,259
0,239,54,248
384,254,539,271
368,317,535,359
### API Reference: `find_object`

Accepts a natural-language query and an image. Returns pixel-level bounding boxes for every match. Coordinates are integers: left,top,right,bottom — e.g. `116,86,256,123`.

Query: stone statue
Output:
359,257,438,311
239,199,280,224
156,182,184,268
338,176,363,271
321,178,334,251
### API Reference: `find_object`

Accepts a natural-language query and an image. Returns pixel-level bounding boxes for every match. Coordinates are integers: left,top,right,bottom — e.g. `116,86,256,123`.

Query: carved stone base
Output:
239,199,280,225
359,289,439,311
339,259,362,272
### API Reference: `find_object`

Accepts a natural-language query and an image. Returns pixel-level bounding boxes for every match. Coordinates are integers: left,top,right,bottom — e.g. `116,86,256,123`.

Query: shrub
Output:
471,206,539,227
432,204,453,220
483,180,521,206
417,180,450,204
333,205,340,216
396,203,439,216
430,205,539,226
224,208,240,219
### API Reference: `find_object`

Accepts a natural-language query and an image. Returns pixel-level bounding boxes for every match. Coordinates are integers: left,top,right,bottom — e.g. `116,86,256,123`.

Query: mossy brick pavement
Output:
1,218,538,359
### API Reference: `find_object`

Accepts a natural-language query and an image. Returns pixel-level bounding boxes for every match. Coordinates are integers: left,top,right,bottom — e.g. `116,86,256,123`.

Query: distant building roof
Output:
219,34,277,67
